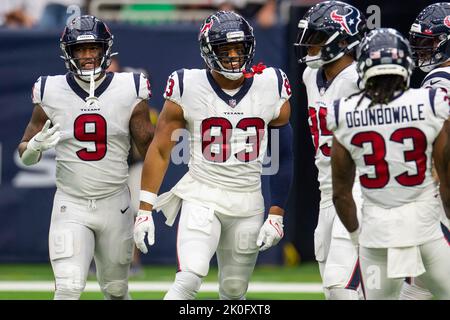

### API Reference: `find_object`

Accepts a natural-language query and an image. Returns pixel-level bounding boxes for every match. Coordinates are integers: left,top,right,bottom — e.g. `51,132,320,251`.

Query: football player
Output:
18,16,154,299
133,11,293,300
401,2,450,300
330,28,450,299
294,1,366,299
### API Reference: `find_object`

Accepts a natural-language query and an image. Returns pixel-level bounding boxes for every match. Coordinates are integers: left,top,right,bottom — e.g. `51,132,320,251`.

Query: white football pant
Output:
314,204,363,300
360,237,450,300
164,200,263,300
49,187,134,300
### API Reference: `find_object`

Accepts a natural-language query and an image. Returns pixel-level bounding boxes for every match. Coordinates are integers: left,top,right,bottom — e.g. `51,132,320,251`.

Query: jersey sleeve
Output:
31,76,44,104
163,70,183,106
137,73,151,100
432,88,450,121
272,68,292,120
421,72,450,93
326,98,340,132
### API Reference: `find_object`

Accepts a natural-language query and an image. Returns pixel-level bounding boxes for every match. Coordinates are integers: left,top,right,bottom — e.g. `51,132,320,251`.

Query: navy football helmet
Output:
60,15,115,79
294,1,366,68
199,11,255,80
357,28,414,87
409,3,450,72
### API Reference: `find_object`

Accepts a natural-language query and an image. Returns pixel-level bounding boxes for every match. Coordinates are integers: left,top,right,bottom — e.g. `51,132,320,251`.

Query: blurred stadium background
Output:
0,0,439,299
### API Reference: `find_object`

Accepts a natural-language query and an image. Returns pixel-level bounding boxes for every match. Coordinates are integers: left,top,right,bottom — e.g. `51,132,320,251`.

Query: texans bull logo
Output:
200,19,214,37
444,15,450,28
330,7,362,36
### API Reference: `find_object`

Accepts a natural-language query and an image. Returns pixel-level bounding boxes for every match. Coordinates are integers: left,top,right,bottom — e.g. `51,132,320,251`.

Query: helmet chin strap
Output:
77,67,103,82
305,54,325,69
219,70,244,80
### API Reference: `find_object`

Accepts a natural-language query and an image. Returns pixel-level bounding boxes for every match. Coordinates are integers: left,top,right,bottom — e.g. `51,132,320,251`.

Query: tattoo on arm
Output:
130,101,155,158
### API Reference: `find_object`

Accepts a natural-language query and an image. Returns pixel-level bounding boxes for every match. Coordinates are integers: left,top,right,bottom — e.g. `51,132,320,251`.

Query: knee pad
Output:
164,271,202,300
53,263,85,300
219,277,248,300
101,280,129,300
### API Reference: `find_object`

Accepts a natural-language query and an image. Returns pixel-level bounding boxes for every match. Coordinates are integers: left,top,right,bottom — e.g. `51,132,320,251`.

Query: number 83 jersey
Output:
31,72,150,199
164,68,291,192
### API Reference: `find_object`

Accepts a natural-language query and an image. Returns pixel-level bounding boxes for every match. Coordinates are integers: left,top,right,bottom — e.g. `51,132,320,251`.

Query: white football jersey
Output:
329,88,448,208
422,66,450,229
161,67,291,216
303,63,361,207
421,65,450,92
164,68,291,191
32,72,150,199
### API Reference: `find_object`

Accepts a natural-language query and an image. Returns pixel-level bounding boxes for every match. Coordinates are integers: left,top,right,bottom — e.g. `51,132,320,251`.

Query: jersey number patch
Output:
201,117,265,162
308,106,332,157
74,114,107,161
351,127,427,189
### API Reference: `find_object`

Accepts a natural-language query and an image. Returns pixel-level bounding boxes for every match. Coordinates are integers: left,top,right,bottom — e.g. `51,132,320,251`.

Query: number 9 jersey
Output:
31,72,151,199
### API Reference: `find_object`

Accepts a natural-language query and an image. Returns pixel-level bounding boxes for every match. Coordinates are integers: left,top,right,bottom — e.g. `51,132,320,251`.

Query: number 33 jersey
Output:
31,72,150,199
328,88,449,208
164,68,291,193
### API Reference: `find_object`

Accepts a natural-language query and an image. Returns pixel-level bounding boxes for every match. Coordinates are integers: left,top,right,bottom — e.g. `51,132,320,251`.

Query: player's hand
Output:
28,120,60,152
256,214,284,251
133,210,155,254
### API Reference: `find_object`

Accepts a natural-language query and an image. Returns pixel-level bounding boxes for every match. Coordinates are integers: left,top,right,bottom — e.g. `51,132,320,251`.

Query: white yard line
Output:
0,281,323,293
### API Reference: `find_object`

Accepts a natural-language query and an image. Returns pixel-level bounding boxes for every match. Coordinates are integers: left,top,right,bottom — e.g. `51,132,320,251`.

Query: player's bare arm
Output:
139,99,186,211
331,135,358,232
18,104,49,157
434,119,450,218
129,100,155,158
267,100,291,216
256,100,293,251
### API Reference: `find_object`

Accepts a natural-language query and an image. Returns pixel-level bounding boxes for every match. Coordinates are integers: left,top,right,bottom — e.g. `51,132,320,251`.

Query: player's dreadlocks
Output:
362,74,406,107
350,74,406,108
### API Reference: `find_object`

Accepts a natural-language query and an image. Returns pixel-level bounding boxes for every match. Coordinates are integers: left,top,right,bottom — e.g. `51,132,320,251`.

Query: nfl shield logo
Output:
228,99,237,108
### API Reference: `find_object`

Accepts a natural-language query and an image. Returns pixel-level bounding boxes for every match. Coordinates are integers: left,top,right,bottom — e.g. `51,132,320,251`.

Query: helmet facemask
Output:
295,19,361,69
61,40,113,81
202,35,255,80
295,20,330,69
199,11,255,81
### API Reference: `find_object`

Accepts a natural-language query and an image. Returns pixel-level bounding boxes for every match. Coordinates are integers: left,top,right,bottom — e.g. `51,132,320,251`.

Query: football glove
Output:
256,214,284,251
28,120,60,152
133,210,155,254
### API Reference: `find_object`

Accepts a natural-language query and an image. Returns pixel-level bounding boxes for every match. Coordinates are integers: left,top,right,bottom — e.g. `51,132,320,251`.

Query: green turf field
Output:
0,263,324,300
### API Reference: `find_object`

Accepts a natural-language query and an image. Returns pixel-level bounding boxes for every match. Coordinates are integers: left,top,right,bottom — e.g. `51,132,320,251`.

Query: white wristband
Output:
140,190,157,206
21,147,41,166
